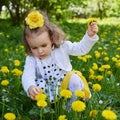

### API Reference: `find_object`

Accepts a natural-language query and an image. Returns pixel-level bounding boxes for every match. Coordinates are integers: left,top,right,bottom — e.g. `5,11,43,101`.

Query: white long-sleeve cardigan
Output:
22,33,99,94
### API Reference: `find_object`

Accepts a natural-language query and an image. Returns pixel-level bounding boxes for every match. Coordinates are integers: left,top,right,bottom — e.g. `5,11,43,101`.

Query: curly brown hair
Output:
23,10,66,55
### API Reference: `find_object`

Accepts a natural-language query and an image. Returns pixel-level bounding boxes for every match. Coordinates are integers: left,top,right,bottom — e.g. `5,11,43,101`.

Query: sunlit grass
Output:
0,18,120,119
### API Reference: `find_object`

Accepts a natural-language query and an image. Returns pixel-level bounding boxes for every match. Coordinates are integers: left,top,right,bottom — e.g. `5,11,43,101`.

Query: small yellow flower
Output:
89,110,98,118
37,100,47,108
103,57,109,62
60,89,72,99
107,71,112,75
92,83,101,92
35,93,47,101
89,68,95,75
14,60,21,66
1,80,9,86
94,51,101,58
96,75,103,81
58,115,67,120
102,109,117,120
4,112,16,120
1,66,9,73
11,68,22,76
74,90,85,98
89,74,96,80
92,63,98,70
71,100,86,112
112,57,117,62
25,10,44,29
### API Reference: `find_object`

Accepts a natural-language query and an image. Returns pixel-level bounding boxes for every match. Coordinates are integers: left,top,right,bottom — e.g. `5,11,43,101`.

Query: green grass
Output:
0,18,120,120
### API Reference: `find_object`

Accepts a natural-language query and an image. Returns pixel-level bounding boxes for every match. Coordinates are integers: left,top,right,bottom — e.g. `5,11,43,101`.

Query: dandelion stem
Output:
1,100,5,120
40,108,43,120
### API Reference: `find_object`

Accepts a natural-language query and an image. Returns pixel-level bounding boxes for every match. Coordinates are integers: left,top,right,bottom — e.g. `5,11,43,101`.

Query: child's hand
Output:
87,22,98,37
28,85,40,100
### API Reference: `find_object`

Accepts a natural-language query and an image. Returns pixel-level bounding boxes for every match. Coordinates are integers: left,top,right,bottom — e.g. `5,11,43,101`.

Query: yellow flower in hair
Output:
25,11,44,29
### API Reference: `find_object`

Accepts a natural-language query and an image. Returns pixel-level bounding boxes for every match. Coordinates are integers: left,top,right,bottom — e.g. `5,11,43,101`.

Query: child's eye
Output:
31,47,37,49
42,44,47,47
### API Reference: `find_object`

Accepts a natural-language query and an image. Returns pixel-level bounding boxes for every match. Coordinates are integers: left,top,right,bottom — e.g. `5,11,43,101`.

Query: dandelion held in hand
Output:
88,18,97,26
25,11,44,29
35,93,47,101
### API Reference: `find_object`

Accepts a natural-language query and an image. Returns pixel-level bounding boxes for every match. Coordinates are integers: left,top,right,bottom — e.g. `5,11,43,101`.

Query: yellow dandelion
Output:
1,80,9,86
74,90,85,98
37,100,47,108
94,51,101,58
92,63,98,70
71,100,86,112
89,74,96,80
102,109,117,120
4,112,16,120
11,68,22,76
103,57,109,62
96,75,103,81
88,18,97,26
89,110,98,118
107,71,112,75
92,83,101,92
112,57,117,62
58,115,67,120
1,66,9,73
14,60,21,66
60,89,72,99
89,68,95,75
35,93,47,101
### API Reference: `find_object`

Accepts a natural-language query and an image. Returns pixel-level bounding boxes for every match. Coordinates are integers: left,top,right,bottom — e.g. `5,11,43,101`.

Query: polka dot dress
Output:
35,56,67,102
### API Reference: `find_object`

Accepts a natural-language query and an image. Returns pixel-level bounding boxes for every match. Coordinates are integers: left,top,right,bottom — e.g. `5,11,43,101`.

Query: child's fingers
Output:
30,94,35,100
90,22,97,26
89,22,98,33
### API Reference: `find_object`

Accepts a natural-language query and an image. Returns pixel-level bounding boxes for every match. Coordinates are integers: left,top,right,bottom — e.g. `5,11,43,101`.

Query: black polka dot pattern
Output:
35,59,67,102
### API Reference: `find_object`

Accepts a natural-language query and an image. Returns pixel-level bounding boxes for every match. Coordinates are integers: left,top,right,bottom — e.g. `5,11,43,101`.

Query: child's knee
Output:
69,74,84,92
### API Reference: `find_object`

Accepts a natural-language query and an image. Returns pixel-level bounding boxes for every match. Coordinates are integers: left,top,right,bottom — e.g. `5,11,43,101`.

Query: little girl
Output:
22,10,99,102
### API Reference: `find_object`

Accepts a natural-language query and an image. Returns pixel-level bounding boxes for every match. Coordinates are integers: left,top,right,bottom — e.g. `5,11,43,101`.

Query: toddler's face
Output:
27,31,52,59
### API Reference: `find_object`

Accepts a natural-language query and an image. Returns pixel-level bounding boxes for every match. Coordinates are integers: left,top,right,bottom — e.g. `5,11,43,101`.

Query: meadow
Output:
0,18,120,120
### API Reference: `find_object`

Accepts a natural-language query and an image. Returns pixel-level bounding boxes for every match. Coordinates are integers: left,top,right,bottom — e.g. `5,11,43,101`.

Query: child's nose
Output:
38,48,43,53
